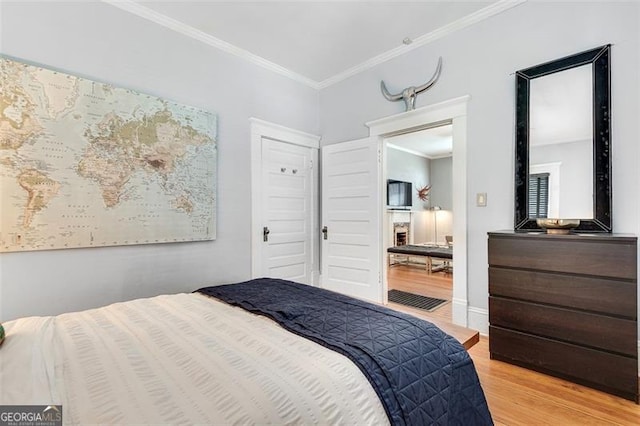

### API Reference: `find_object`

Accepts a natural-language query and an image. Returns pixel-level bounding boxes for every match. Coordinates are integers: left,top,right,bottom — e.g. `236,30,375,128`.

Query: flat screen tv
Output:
387,180,412,210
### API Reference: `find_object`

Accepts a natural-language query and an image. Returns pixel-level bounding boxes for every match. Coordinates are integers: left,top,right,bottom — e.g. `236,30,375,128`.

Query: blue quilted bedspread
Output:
197,278,492,425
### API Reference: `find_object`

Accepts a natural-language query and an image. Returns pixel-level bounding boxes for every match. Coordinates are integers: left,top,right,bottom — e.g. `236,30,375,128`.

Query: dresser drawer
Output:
489,297,637,356
489,267,637,318
488,235,636,279
489,326,638,401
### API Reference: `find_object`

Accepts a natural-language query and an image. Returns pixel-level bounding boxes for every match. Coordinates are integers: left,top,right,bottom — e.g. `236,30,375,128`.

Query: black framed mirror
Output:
515,44,611,232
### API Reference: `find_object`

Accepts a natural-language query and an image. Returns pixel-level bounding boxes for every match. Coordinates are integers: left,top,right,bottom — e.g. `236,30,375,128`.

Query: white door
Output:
321,137,382,303
260,138,314,284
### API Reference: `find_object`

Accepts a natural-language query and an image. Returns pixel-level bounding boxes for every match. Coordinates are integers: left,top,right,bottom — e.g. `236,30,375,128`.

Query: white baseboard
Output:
451,298,467,327
468,306,489,335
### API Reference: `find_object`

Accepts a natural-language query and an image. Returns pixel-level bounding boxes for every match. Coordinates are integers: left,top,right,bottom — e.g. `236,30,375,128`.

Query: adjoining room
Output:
385,124,454,321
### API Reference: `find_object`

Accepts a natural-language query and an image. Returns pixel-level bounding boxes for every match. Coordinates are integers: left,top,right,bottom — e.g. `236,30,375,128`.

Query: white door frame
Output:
249,118,321,284
366,96,470,327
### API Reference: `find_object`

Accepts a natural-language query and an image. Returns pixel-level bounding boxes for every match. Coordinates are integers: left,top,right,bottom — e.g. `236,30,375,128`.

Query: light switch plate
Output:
476,192,487,207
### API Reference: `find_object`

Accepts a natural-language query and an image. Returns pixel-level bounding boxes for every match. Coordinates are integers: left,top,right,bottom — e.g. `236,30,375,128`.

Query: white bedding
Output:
0,293,388,424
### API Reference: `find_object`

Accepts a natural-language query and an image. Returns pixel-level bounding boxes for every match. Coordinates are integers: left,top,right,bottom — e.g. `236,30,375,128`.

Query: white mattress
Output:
0,293,388,424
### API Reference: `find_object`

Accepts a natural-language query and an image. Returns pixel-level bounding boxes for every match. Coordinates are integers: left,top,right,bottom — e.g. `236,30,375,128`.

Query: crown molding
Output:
387,143,431,159
318,0,527,89
387,143,453,160
103,0,526,91
101,0,321,89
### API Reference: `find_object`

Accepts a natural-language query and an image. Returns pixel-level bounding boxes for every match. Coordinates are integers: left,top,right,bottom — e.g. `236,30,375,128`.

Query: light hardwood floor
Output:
470,337,640,425
387,264,640,424
386,264,480,348
387,262,453,323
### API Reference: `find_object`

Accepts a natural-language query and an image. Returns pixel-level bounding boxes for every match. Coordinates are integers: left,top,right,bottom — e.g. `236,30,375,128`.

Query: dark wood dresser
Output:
488,231,638,402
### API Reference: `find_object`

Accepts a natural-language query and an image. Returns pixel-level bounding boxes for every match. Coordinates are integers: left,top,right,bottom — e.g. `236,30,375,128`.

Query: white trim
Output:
317,0,527,89
102,0,320,89
468,306,489,335
250,119,321,283
369,96,470,328
381,142,389,304
249,118,321,149
452,297,468,328
451,113,469,328
102,0,525,90
367,96,471,136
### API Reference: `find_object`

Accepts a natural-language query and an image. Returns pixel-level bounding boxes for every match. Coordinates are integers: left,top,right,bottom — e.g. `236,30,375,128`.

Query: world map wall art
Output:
0,56,217,252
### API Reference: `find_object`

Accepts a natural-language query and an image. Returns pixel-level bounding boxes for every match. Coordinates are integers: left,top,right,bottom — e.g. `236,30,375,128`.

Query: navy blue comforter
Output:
197,278,492,425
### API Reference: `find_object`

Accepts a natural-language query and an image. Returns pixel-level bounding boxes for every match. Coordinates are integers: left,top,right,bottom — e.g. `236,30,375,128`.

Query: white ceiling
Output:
111,1,521,88
387,124,453,159
105,2,583,158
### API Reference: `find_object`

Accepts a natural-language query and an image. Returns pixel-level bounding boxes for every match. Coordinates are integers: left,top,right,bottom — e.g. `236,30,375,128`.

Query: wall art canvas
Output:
0,56,217,252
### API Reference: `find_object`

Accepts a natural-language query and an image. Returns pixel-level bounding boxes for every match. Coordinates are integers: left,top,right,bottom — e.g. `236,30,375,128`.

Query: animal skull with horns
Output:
380,57,443,111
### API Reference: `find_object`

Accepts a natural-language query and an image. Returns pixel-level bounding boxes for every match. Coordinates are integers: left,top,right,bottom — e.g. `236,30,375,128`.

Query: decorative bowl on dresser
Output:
488,231,638,402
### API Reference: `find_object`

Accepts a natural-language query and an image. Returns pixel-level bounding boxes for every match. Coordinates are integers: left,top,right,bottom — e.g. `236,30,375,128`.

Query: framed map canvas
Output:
0,56,217,252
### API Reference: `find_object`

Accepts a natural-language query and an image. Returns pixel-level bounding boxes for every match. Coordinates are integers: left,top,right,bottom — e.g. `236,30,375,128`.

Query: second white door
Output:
321,137,382,303
260,137,315,284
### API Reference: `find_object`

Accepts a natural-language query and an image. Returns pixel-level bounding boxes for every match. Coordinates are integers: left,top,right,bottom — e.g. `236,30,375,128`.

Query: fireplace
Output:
393,223,410,246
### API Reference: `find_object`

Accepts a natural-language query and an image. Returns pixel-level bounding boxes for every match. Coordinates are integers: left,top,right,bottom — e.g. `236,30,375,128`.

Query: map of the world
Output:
0,56,217,252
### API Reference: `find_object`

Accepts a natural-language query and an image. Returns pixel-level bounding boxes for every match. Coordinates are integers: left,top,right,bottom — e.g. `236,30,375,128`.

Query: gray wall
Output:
2,1,639,332
386,150,453,212
386,147,431,243
530,140,592,219
320,2,639,319
429,157,453,211
386,149,453,244
386,147,431,210
0,1,319,321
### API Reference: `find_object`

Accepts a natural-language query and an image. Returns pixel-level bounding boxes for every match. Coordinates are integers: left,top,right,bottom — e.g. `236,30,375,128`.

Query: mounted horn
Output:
379,56,443,111
415,56,443,94
380,80,403,102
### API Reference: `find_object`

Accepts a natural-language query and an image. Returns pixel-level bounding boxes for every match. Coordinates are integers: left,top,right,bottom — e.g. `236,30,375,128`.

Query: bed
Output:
0,278,491,425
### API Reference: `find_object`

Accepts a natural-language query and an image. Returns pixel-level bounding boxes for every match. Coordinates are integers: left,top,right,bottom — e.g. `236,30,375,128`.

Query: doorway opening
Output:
366,95,469,327
384,123,454,322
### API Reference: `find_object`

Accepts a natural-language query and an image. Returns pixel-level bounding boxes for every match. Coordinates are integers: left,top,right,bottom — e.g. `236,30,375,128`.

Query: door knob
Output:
263,226,270,242
322,226,328,240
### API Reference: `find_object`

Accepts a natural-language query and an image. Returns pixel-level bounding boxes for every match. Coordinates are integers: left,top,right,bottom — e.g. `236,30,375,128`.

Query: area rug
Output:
388,289,448,312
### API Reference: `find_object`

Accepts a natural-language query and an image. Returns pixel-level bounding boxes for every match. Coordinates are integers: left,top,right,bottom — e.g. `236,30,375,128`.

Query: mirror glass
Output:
529,64,593,219
514,45,611,232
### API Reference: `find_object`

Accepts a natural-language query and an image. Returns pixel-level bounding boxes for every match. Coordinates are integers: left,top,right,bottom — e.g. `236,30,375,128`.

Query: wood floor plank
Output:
469,337,640,424
386,265,479,348
387,264,640,423
387,264,453,323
